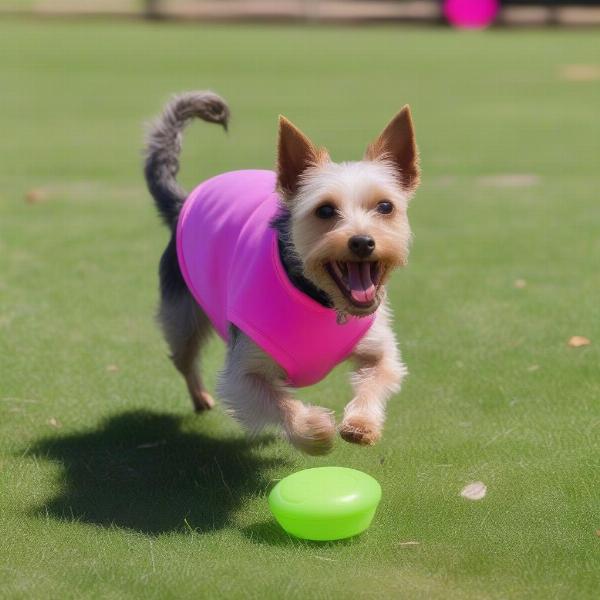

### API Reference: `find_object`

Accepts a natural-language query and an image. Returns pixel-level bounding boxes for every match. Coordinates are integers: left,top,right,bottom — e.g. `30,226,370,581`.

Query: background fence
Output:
0,0,599,25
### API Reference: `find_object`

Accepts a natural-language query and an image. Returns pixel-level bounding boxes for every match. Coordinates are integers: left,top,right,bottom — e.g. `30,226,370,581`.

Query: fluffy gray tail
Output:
144,91,230,228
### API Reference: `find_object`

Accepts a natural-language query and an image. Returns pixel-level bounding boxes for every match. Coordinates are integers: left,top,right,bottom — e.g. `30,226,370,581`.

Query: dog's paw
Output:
339,415,381,446
287,406,336,456
192,391,215,412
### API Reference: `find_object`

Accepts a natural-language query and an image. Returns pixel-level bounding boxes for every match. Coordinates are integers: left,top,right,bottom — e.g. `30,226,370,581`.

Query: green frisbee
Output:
268,467,382,541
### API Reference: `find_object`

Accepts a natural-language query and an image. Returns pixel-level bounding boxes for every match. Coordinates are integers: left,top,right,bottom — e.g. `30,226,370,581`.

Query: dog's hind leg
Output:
158,234,215,412
217,328,336,455
159,292,215,411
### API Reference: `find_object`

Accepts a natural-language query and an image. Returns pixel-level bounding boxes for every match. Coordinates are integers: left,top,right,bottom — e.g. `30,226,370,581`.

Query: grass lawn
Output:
1,18,599,599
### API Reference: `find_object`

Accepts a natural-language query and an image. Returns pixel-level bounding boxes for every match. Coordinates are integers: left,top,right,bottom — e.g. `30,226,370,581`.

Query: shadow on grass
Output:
27,410,285,535
241,519,294,546
241,519,360,548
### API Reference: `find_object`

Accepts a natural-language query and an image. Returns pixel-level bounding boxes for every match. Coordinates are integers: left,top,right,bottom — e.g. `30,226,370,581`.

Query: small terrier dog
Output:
144,91,420,455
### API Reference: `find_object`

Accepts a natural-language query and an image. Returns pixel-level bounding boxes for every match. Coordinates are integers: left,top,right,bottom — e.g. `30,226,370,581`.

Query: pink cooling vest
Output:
176,170,375,387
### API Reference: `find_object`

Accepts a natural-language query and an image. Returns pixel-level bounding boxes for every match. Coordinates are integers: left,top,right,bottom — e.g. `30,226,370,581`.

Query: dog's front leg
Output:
217,327,336,455
340,304,407,446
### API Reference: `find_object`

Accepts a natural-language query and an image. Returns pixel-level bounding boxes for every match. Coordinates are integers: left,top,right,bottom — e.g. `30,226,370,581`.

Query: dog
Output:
144,91,420,455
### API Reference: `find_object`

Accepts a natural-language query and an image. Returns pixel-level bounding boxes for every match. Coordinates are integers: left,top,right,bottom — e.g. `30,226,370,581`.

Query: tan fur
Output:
281,399,336,455
277,116,329,197
340,302,406,444
216,331,335,455
365,106,420,194
289,160,412,317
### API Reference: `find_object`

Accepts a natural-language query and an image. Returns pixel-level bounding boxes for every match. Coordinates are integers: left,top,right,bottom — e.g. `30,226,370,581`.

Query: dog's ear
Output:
277,116,327,198
365,106,420,194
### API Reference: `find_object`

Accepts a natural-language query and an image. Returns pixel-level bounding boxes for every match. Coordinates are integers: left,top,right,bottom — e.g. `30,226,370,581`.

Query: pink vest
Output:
176,170,375,387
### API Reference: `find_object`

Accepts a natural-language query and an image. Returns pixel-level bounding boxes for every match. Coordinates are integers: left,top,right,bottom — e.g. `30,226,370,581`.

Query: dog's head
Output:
276,108,420,317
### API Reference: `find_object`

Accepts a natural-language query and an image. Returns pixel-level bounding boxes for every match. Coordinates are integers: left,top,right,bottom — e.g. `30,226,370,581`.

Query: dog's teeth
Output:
340,262,349,281
371,262,380,283
331,262,344,284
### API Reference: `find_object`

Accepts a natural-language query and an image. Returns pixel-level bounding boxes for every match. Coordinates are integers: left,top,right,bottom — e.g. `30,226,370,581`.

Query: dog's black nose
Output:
348,235,375,258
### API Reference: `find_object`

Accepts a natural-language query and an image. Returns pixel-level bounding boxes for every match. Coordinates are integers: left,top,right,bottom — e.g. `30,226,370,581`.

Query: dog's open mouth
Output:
326,261,382,308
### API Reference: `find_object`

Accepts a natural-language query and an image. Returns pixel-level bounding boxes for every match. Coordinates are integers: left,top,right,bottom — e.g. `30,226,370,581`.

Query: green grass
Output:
1,18,600,599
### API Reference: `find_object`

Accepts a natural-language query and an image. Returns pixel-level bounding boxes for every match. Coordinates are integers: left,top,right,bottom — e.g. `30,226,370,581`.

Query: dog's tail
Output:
144,91,230,228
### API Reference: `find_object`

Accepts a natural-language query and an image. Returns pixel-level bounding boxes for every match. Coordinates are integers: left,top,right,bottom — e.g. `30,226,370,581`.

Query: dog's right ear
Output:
277,116,327,198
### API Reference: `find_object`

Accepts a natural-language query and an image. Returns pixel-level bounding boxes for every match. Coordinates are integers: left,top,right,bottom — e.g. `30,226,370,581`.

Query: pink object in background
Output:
444,0,499,29
177,170,375,387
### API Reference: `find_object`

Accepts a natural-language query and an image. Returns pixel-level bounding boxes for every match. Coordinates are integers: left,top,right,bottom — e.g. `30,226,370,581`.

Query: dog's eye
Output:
376,200,394,215
315,204,337,219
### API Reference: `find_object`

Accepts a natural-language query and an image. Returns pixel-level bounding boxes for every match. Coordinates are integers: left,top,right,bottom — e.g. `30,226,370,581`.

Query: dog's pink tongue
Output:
347,262,376,304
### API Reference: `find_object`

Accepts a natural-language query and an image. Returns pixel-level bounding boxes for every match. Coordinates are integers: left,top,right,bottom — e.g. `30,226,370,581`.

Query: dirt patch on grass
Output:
478,174,540,188
24,181,140,203
560,65,600,82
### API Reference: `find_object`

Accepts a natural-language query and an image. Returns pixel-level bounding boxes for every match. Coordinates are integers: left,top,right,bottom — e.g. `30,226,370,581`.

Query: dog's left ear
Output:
365,106,420,194
277,116,327,198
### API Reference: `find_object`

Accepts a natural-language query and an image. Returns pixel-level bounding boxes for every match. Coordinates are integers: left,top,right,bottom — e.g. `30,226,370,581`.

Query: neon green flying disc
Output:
268,467,381,541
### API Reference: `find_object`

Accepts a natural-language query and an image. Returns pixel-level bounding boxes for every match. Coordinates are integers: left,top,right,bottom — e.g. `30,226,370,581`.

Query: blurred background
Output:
1,0,600,25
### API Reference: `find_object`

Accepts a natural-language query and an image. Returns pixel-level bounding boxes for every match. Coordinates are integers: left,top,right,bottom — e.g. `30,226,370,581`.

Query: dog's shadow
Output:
27,410,284,535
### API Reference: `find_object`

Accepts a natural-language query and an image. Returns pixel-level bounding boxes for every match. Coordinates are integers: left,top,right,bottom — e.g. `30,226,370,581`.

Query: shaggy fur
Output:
144,91,420,455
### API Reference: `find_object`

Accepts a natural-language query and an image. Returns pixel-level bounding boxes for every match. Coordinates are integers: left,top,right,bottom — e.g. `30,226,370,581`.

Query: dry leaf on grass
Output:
397,541,420,547
568,336,591,348
47,417,62,428
106,364,120,373
595,529,600,537
460,481,487,501
25,188,48,204
514,279,527,289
